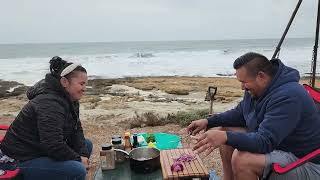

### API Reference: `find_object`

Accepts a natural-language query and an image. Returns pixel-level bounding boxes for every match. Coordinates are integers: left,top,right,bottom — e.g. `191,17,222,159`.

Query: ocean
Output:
0,38,316,85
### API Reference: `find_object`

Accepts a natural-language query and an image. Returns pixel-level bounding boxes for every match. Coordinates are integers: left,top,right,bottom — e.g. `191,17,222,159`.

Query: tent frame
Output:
272,0,320,88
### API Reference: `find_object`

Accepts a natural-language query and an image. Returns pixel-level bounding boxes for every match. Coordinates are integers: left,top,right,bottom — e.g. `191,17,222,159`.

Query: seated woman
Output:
0,56,92,180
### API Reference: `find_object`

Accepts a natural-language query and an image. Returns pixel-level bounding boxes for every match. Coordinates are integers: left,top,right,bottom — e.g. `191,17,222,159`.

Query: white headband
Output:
60,63,81,77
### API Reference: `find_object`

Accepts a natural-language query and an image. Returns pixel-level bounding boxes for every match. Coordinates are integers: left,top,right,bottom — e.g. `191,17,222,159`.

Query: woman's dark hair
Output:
49,56,87,79
233,52,277,77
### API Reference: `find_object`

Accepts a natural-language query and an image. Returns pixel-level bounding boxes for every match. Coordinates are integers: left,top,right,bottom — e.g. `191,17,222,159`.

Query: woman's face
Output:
61,71,88,101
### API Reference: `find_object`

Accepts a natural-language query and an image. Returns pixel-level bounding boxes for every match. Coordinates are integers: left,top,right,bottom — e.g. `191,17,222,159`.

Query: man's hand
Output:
81,156,90,170
192,129,227,156
187,119,208,135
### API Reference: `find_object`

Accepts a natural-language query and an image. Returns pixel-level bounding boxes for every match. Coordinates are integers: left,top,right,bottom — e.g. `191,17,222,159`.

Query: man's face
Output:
236,66,267,98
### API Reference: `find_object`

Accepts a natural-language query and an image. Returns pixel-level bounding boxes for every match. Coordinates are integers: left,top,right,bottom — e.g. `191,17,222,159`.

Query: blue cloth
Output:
17,139,93,180
207,59,320,163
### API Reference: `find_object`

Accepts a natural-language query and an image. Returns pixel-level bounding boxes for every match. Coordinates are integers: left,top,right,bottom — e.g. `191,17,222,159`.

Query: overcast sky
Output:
0,0,317,44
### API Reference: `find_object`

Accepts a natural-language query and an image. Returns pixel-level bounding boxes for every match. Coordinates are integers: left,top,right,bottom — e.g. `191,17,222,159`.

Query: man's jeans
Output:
17,139,93,180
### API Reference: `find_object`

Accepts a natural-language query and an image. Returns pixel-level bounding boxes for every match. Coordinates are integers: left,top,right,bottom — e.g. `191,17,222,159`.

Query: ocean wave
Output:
0,39,318,85
129,53,155,58
216,73,235,77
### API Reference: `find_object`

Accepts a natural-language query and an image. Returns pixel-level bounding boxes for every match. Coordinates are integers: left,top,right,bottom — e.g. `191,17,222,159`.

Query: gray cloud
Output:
0,0,317,44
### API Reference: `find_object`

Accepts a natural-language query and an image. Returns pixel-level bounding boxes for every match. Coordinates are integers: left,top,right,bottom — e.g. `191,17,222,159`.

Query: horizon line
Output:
0,36,313,46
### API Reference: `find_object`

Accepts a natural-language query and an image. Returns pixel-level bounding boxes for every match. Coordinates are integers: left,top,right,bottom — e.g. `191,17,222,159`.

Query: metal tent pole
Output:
311,0,320,87
272,0,303,59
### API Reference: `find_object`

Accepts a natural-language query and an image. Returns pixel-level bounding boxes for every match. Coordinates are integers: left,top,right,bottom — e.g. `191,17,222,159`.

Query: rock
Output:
128,96,144,102
7,86,29,97
0,80,28,98
164,88,190,95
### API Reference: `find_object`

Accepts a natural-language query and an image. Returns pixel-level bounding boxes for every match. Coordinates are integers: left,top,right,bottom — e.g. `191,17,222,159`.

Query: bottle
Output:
132,133,139,148
112,138,125,163
124,132,132,152
100,143,115,170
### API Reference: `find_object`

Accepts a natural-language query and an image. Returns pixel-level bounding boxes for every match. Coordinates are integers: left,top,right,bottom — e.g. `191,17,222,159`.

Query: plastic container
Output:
112,138,125,163
100,143,115,170
154,133,181,150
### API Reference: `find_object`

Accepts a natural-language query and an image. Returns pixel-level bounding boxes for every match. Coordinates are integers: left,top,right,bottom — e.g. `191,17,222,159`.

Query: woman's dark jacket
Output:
0,74,89,162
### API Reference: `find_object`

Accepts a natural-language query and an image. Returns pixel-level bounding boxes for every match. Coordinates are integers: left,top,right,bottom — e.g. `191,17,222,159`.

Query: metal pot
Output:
114,147,160,173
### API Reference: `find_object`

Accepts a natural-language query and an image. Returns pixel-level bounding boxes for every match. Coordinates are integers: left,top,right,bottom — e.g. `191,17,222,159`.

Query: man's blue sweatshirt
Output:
207,59,320,163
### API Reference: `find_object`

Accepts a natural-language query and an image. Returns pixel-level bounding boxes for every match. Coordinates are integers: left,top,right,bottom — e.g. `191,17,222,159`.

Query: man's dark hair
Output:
233,52,277,77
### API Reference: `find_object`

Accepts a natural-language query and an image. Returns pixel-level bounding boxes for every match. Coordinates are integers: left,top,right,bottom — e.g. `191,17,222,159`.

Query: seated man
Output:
188,52,320,180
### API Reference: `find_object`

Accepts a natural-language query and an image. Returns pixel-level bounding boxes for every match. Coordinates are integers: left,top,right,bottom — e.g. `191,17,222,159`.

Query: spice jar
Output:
100,143,115,170
111,135,122,140
112,138,125,163
124,132,132,152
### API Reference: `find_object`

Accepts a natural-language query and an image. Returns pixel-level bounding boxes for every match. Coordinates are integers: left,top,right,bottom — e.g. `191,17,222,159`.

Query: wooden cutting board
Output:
160,148,209,180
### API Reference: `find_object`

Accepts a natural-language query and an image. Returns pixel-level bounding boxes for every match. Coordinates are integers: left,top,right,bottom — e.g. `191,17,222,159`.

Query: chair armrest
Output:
0,124,9,143
0,125,9,130
0,169,20,179
273,148,320,174
303,84,320,102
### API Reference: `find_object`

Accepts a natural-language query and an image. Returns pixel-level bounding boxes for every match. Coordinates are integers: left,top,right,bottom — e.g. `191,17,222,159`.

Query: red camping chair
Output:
0,124,20,179
271,84,320,174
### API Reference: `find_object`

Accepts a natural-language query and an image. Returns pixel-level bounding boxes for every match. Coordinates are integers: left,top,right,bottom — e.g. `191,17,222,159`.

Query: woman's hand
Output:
192,129,227,156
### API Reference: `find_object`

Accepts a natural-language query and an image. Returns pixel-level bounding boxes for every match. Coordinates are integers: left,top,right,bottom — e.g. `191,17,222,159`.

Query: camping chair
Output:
270,84,320,175
0,124,20,179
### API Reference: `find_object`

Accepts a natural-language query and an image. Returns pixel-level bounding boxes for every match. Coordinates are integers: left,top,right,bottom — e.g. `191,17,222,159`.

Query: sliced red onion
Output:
171,153,197,172
171,161,184,172
174,153,196,162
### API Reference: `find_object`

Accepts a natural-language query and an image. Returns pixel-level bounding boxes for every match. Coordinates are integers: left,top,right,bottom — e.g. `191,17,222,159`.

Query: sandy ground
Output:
0,76,314,179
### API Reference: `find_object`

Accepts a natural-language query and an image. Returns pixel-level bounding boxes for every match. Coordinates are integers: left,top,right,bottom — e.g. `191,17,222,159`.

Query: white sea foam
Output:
0,39,317,85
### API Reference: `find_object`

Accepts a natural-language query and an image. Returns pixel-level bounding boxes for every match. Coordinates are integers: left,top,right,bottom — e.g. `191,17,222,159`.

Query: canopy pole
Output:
272,0,303,59
311,0,320,87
